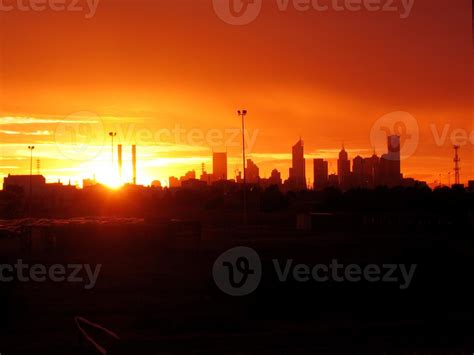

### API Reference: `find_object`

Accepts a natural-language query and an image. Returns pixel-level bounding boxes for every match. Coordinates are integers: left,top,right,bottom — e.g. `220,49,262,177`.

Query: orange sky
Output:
0,0,472,187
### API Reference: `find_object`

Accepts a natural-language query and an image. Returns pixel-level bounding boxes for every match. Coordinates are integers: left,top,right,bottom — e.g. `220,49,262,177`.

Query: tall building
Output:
387,135,401,162
328,174,339,187
245,159,260,184
212,152,227,181
313,159,328,190
268,169,282,186
363,154,379,187
337,146,350,187
352,156,364,187
387,135,401,182
379,135,401,187
289,138,306,190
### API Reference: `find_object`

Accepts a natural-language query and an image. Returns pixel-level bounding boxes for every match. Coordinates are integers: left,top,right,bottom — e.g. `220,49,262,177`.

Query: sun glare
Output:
87,163,122,189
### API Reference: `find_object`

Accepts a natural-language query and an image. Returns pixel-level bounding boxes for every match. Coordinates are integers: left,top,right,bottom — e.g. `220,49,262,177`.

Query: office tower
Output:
337,146,350,187
289,138,306,190
245,159,260,184
328,174,339,187
387,135,401,182
213,152,227,181
363,154,379,187
379,135,401,187
313,159,328,190
387,135,401,161
352,155,363,187
268,169,282,186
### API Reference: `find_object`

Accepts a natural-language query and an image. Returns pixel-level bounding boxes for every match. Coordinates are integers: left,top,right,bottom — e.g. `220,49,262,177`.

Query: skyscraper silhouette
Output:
213,152,228,181
268,169,282,186
379,135,401,187
289,138,306,190
245,159,260,184
363,153,379,187
337,145,350,188
352,155,364,186
313,159,328,190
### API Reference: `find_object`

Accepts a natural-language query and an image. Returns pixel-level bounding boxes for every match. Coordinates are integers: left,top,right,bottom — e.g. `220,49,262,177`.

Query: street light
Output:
237,110,248,225
27,146,35,215
28,146,35,176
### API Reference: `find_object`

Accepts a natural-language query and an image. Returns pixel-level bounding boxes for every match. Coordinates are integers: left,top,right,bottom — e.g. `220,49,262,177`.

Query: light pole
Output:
237,110,247,225
28,145,35,215
108,132,117,172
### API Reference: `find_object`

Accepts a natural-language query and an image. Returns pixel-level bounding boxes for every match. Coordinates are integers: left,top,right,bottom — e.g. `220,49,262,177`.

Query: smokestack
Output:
117,144,123,181
132,145,137,185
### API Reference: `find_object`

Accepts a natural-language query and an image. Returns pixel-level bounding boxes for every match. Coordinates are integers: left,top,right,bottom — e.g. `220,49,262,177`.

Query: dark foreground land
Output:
0,186,472,354
0,217,473,355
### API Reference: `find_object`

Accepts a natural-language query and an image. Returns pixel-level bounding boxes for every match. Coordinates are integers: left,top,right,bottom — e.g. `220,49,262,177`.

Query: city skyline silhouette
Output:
2,130,471,191
0,0,472,353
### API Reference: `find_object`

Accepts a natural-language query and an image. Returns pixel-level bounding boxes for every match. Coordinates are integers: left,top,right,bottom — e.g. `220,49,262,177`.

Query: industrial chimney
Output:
117,144,123,182
132,145,137,185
